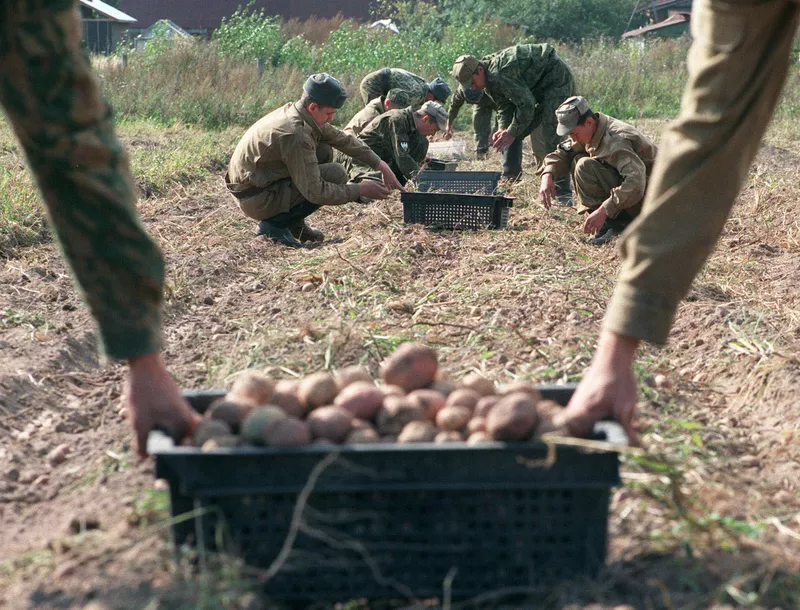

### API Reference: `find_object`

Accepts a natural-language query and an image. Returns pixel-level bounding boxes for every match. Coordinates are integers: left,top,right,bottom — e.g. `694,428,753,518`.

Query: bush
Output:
214,3,283,65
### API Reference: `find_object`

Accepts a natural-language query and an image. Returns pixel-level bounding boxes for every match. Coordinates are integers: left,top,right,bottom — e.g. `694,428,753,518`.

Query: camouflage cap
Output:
427,76,452,102
555,95,592,136
303,73,348,109
451,55,480,89
386,88,411,107
420,101,448,131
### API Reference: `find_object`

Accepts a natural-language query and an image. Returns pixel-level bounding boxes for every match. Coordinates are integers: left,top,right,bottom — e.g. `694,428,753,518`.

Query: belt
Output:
229,184,267,200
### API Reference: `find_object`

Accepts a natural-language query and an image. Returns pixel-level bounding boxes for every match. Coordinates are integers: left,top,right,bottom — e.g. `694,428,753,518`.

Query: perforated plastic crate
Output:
415,170,501,195
402,191,512,230
150,385,625,603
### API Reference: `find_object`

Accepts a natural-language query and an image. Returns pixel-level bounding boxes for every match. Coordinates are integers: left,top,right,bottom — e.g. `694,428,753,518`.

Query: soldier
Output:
2,0,199,456
451,44,576,181
444,87,497,159
344,88,411,138
337,101,448,186
225,73,403,248
359,68,451,109
556,0,799,443
539,96,657,246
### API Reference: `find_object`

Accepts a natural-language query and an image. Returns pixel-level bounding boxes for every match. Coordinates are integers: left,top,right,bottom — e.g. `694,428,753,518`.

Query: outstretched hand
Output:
539,173,557,209
376,160,404,192
490,129,514,153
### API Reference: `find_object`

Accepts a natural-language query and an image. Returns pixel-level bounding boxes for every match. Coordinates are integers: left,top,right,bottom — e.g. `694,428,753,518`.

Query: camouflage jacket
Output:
348,108,428,181
344,97,385,137
542,114,658,217
447,88,497,124
482,44,574,139
226,102,380,205
360,68,429,108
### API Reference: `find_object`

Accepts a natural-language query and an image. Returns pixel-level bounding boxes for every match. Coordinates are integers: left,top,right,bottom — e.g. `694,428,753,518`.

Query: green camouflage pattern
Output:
447,89,497,154
359,68,429,109
0,0,165,360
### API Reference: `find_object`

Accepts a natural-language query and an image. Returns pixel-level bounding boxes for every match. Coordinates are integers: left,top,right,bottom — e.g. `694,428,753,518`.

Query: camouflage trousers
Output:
472,97,496,155
0,0,165,360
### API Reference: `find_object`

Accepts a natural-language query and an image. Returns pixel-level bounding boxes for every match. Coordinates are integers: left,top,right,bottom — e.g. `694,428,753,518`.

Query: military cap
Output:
555,95,592,136
427,77,452,102
386,88,411,107
451,55,480,89
420,101,448,131
303,73,348,109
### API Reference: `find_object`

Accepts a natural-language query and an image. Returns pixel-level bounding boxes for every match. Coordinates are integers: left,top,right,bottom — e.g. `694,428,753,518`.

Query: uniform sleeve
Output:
602,145,648,218
448,90,466,123
282,133,361,205
2,5,163,361
541,141,578,179
493,70,537,139
391,122,424,180
322,125,381,169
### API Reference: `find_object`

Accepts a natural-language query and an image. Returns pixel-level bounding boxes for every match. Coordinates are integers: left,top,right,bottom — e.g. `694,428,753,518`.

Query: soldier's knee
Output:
316,143,333,164
573,155,602,178
320,162,349,184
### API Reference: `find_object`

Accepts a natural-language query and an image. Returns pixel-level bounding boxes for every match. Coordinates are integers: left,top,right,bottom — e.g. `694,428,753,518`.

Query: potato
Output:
201,434,240,451
407,389,447,421
264,417,310,447
380,343,438,392
429,379,457,397
533,399,569,439
397,420,437,443
486,392,539,441
435,430,463,443
193,420,232,447
334,381,384,420
467,431,491,445
499,381,542,401
298,372,339,411
306,405,353,443
334,365,373,391
380,384,406,398
345,427,381,443
241,406,288,445
474,395,499,418
351,418,374,431
206,398,252,433
436,406,472,432
467,416,486,434
444,388,481,413
380,434,398,443
459,372,495,397
230,369,275,406
270,387,306,418
376,395,426,435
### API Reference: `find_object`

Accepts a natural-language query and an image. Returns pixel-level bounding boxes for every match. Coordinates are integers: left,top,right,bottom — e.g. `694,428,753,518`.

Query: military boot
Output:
289,220,324,243
589,216,630,246
257,219,302,248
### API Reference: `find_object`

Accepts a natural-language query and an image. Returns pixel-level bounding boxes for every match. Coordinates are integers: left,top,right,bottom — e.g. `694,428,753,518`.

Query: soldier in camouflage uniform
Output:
539,96,657,246
337,101,448,186
359,68,451,109
344,88,411,138
452,44,576,181
444,87,497,158
0,0,199,455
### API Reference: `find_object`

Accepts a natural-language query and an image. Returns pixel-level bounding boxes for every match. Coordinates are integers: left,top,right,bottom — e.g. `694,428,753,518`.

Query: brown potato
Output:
241,406,288,445
345,427,381,443
435,406,472,432
380,434,398,443
459,372,495,397
334,381,384,420
380,384,406,398
434,430,463,443
264,417,310,447
429,379,457,397
467,416,486,434
486,392,539,441
193,420,232,447
202,434,240,451
499,381,542,401
467,431,491,445
351,418,374,431
230,369,275,406
206,398,252,433
298,372,339,411
397,420,437,443
380,343,438,392
407,389,447,421
533,400,569,439
270,388,306,418
376,395,426,435
306,405,353,443
334,365,373,391
444,388,481,413
474,395,499,418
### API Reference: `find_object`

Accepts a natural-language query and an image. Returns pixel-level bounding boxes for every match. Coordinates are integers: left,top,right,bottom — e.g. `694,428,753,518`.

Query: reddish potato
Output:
345,427,381,443
264,417,310,447
380,384,406,398
334,381,384,420
380,343,438,392
486,392,539,441
376,395,425,435
398,420,437,443
334,365,373,391
298,372,339,411
467,416,486,434
351,418,374,431
444,388,481,413
459,372,495,397
230,370,275,406
429,379,457,397
435,430,463,443
467,431,491,445
474,395,499,418
270,387,306,418
307,406,353,443
407,389,447,421
533,400,568,438
436,406,472,432
499,381,542,401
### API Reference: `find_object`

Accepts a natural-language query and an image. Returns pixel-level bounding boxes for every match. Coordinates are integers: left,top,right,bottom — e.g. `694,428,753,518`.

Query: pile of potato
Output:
193,343,569,450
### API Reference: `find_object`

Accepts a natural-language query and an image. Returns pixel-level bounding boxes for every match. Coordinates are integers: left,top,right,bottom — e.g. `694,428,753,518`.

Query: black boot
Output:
289,220,324,243
257,219,302,247
589,216,630,246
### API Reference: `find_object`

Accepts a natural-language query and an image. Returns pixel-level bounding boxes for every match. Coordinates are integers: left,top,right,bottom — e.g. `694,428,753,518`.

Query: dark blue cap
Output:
428,77,452,102
303,73,348,109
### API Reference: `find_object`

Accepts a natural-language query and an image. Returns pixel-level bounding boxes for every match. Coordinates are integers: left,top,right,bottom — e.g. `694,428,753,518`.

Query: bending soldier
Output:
359,68,451,109
444,87,497,159
344,88,411,138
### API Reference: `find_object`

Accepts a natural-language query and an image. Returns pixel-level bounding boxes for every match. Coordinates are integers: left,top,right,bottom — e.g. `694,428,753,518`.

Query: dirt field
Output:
1,119,799,609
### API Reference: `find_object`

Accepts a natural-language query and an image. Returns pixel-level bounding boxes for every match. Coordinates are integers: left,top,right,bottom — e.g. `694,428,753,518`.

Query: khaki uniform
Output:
344,97,385,137
336,108,428,185
1,0,164,361
359,68,429,108
541,113,657,219
605,0,800,344
226,102,381,221
448,89,497,155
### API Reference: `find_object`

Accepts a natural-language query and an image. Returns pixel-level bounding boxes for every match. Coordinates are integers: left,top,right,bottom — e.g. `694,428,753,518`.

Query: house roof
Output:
622,12,690,38
79,0,136,22
635,0,692,13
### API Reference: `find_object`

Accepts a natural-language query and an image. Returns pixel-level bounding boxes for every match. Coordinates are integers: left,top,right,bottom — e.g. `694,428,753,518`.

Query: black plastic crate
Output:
415,170,501,194
401,192,513,230
150,385,625,603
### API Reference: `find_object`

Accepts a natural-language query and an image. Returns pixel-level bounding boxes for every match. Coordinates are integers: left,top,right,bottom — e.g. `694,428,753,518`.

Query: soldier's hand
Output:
539,173,556,209
490,129,514,153
444,123,454,140
359,180,392,200
124,352,200,458
583,206,608,234
376,160,404,192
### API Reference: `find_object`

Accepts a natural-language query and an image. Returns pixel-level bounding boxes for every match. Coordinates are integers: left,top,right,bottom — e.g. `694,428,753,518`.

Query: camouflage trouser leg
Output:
0,0,164,360
572,155,642,220
473,100,494,155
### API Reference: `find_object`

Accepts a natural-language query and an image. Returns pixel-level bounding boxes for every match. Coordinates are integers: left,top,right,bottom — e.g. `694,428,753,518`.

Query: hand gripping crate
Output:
415,170,501,195
401,191,512,230
150,385,625,604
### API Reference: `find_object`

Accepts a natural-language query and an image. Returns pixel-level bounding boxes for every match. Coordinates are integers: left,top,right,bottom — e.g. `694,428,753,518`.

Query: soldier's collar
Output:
587,113,608,152
295,101,324,137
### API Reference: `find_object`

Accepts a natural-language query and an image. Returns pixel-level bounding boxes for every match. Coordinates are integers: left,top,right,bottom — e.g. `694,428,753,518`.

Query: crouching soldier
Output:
359,68,451,108
225,73,403,247
344,88,411,138
539,96,658,246
337,101,448,187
